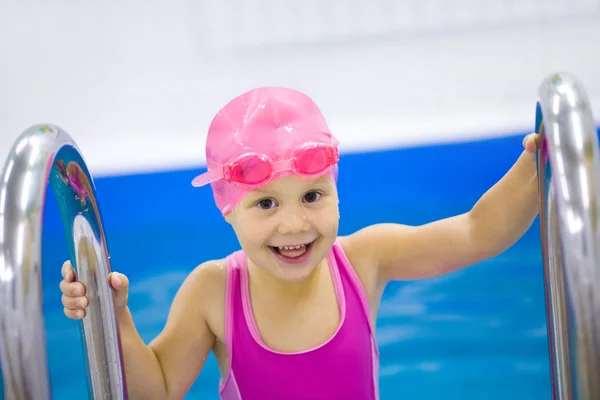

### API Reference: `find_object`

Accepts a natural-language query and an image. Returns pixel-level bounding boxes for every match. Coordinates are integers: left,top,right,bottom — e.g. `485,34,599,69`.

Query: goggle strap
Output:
191,167,223,187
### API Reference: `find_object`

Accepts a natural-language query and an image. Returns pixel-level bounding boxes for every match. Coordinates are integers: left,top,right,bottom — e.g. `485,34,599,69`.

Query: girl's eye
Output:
303,191,321,203
257,199,277,209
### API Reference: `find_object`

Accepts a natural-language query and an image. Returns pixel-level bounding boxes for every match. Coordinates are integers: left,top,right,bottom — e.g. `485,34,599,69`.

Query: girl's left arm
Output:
345,134,540,282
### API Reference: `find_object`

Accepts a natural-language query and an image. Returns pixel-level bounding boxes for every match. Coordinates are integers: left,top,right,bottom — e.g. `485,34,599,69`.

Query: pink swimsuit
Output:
219,239,380,399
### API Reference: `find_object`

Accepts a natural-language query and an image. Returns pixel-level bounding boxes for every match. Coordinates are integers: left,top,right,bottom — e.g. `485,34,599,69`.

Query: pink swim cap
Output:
192,87,340,215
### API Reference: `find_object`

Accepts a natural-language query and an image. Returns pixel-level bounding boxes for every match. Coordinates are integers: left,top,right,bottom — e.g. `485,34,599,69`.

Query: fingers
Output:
60,260,87,320
61,293,88,310
63,307,86,320
61,260,75,282
60,260,130,320
523,133,540,152
109,272,130,309
59,278,85,297
109,272,129,291
61,288,88,321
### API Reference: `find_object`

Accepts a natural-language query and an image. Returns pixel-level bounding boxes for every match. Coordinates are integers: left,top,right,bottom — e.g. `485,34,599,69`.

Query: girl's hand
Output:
523,133,540,154
60,260,129,319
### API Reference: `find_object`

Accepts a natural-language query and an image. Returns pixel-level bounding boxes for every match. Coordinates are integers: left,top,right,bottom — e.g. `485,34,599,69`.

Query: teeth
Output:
278,243,307,250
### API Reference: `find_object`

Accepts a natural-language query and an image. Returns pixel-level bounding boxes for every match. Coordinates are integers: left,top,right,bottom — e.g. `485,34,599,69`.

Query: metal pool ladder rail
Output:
0,125,127,399
537,72,600,400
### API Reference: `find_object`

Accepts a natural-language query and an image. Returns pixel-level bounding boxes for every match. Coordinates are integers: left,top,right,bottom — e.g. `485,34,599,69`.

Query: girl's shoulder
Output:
336,235,383,303
178,258,229,339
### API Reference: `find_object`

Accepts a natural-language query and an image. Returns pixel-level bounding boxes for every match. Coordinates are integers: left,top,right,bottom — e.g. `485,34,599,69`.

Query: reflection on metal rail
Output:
537,72,600,399
0,125,127,399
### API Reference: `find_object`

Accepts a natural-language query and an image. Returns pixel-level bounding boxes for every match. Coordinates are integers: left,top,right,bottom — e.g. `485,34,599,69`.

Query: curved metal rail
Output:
0,125,127,399
537,72,600,399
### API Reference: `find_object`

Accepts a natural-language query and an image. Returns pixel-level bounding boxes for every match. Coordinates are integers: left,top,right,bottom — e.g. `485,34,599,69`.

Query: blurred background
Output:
2,1,600,398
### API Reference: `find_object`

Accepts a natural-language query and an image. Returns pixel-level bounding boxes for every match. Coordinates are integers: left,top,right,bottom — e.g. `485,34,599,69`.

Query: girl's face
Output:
225,174,340,282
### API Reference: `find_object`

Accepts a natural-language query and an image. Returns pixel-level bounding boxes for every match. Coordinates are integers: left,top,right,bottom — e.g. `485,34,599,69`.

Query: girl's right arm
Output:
60,261,217,400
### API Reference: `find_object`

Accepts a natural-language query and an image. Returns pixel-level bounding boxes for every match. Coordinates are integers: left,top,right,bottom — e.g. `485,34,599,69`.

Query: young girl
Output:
59,87,540,399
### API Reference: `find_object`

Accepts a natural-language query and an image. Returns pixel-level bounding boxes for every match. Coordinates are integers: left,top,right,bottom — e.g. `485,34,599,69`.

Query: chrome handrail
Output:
537,72,600,399
0,125,127,399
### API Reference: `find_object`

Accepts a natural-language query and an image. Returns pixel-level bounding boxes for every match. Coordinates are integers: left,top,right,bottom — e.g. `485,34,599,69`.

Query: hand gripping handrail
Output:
537,72,600,399
0,125,127,399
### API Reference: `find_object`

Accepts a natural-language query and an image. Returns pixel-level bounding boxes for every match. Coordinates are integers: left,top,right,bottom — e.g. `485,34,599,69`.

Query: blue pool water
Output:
3,133,553,399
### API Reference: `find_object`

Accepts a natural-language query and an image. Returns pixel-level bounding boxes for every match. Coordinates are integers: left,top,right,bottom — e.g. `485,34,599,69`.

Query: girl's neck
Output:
247,257,328,302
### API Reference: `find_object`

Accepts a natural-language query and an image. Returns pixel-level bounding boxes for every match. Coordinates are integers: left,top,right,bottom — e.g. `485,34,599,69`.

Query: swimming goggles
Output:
192,142,339,188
